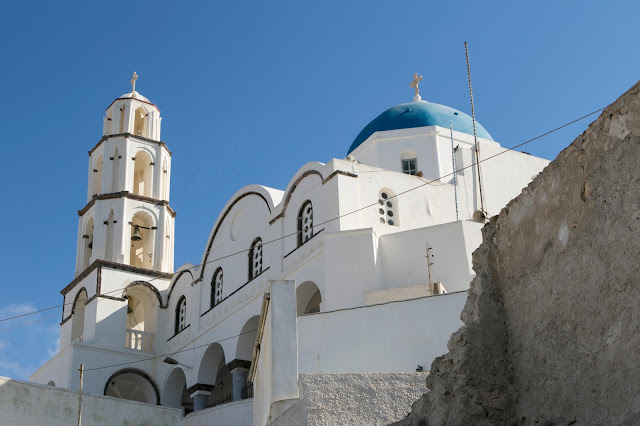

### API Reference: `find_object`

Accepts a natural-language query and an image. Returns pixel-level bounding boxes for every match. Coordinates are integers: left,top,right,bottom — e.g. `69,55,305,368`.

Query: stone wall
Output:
272,373,427,425
0,377,181,426
398,81,640,426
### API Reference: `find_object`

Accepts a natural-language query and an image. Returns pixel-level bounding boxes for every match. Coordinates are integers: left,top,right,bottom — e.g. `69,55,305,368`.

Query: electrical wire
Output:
0,105,607,324
83,328,258,372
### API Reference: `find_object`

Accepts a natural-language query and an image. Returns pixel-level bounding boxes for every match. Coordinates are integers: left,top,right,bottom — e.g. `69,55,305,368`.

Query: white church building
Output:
30,74,549,425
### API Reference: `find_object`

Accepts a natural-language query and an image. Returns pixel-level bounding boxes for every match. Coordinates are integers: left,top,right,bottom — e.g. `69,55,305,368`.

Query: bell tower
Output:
75,73,175,276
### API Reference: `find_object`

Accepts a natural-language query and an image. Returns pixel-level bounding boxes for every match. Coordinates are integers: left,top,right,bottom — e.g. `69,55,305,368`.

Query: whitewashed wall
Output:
0,377,181,426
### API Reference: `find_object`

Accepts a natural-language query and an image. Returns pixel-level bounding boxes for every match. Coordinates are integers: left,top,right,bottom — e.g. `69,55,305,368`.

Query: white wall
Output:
0,377,181,426
297,291,467,374
183,398,252,426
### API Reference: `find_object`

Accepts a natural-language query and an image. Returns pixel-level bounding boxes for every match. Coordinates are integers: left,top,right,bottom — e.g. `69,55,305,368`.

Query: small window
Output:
249,238,263,280
378,189,398,226
297,200,314,247
175,296,186,334
211,268,223,308
402,158,417,175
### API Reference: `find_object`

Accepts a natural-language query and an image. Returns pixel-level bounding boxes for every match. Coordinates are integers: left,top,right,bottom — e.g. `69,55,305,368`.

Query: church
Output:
29,73,549,425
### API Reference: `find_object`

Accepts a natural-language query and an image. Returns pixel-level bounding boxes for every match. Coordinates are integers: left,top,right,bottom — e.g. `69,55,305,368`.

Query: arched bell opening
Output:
123,283,159,352
104,368,160,405
92,155,103,196
104,210,115,262
133,106,149,137
82,217,94,271
163,367,193,413
296,281,322,316
129,211,155,269
132,150,153,197
71,289,88,343
110,147,120,193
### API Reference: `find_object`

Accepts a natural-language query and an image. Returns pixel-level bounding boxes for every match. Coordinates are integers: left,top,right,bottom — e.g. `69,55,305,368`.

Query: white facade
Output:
31,81,550,424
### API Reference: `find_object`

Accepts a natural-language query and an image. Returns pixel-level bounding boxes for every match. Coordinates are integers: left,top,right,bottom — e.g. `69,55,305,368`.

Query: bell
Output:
131,225,142,241
87,235,93,250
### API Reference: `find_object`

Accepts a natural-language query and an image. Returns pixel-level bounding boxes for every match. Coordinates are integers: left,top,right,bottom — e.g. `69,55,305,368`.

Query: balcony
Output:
126,329,155,352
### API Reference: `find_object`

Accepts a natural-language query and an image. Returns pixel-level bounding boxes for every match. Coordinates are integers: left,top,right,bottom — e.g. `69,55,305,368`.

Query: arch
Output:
106,110,113,136
198,187,275,282
118,104,125,133
104,209,115,261
133,106,149,137
166,267,194,304
236,316,259,361
297,200,314,246
104,368,160,405
163,367,192,412
296,281,322,316
92,155,103,196
130,210,155,269
378,188,399,226
71,288,88,341
82,217,94,271
278,169,323,219
211,267,223,309
47,381,55,386
132,150,153,197
174,296,187,335
111,147,120,192
401,149,418,175
123,282,161,346
123,281,164,308
196,343,231,408
248,237,263,280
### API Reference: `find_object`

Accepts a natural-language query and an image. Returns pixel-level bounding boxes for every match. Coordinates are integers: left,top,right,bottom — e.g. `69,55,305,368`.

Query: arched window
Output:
248,238,263,280
378,189,398,226
132,151,153,197
296,281,322,316
175,296,187,335
297,200,314,247
401,150,417,175
92,155,103,196
211,267,223,308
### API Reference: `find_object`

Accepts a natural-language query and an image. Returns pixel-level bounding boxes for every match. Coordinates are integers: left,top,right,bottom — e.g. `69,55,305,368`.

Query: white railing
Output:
126,329,155,352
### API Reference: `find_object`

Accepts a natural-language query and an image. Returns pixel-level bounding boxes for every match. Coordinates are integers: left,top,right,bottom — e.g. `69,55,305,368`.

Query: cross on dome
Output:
410,73,423,101
130,72,138,92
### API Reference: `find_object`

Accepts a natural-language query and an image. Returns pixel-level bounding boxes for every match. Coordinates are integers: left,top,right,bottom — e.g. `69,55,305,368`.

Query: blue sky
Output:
0,1,639,379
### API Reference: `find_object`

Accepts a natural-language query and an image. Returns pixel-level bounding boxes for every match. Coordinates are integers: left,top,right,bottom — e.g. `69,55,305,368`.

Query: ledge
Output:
61,260,173,296
78,191,177,218
283,229,324,259
200,267,270,317
167,324,190,342
88,133,172,156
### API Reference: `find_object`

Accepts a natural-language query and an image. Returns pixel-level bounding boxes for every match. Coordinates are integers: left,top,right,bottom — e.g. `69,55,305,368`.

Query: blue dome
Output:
348,100,493,154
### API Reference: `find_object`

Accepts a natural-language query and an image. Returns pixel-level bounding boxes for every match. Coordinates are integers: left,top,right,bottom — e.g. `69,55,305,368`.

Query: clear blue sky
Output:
0,1,638,379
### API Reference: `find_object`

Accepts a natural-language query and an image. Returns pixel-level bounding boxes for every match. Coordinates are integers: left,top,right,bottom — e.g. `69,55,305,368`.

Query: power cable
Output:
0,105,607,324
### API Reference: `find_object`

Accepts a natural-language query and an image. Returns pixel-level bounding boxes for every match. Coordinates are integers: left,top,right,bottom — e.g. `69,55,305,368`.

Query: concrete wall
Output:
400,80,640,426
0,377,181,426
183,399,252,426
272,373,427,426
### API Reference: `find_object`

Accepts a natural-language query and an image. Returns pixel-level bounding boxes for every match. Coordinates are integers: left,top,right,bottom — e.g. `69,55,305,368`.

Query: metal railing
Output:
241,382,254,399
125,329,155,352
211,393,233,408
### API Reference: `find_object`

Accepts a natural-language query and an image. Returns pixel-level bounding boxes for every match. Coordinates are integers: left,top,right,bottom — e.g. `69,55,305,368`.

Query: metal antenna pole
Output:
465,42,486,214
450,125,459,221
77,364,84,426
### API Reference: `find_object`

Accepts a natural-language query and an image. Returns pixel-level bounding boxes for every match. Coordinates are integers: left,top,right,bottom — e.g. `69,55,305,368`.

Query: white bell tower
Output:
75,73,175,276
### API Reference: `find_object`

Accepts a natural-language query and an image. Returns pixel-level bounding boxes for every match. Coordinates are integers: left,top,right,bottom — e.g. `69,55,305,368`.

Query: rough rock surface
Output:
397,81,640,426
271,373,427,425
